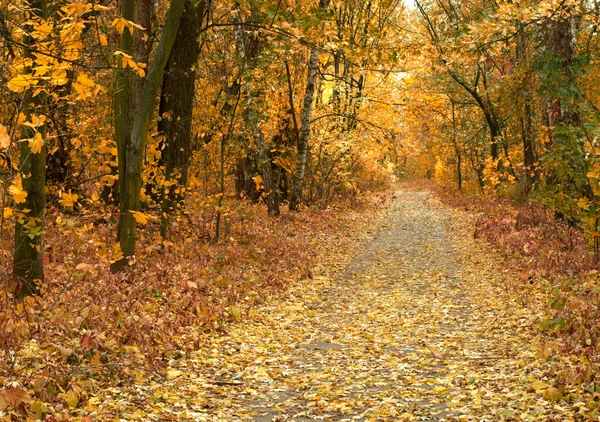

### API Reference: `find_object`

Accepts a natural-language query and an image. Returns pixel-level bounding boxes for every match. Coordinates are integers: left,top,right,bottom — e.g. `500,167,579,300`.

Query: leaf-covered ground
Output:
5,187,595,421
75,189,589,421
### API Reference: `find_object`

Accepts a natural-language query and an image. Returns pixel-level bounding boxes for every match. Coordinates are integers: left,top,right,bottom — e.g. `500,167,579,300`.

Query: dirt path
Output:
99,190,563,420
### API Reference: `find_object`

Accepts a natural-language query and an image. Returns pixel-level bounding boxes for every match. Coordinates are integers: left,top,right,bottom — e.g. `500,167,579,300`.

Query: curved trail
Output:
109,191,560,420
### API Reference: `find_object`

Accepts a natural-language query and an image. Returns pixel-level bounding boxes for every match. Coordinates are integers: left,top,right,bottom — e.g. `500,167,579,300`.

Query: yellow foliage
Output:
51,68,69,86
9,175,27,204
23,114,46,128
114,51,146,77
7,74,36,93
130,210,150,225
26,132,45,154
59,191,78,208
433,156,451,182
0,124,10,149
111,17,145,36
73,73,96,100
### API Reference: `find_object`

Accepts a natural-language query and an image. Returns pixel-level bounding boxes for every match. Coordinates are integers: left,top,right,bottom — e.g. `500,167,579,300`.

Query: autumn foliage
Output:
0,0,404,418
3,0,600,418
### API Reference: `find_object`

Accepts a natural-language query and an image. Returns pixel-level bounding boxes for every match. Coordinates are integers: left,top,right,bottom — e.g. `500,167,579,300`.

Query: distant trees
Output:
408,0,600,232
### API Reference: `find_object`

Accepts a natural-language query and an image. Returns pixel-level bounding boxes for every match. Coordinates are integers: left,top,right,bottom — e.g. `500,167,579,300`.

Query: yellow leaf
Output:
32,64,51,77
63,40,83,61
110,243,123,263
433,386,450,395
9,175,27,204
28,132,44,154
112,18,126,35
0,124,10,149
253,175,264,190
98,33,108,46
59,191,78,207
166,370,183,380
33,20,54,39
7,74,36,93
23,114,46,128
530,380,548,393
229,306,242,322
73,73,95,100
51,68,69,86
3,207,13,218
111,17,144,35
130,210,150,224
64,390,79,408
577,197,590,210
543,387,563,402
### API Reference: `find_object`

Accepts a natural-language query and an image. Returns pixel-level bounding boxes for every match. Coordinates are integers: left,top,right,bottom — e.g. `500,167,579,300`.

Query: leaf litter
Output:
3,188,593,421
77,189,586,421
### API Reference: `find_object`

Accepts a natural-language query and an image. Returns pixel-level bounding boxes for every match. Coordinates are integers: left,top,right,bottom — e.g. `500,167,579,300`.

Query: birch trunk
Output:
289,0,330,211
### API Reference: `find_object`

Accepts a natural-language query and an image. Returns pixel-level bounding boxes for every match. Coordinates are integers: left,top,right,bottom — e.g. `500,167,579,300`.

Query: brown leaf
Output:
0,388,33,410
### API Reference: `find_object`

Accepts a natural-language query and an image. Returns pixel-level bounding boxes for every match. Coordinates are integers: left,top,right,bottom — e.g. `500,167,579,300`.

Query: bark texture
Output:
113,0,186,272
158,0,205,238
13,0,48,296
289,0,330,211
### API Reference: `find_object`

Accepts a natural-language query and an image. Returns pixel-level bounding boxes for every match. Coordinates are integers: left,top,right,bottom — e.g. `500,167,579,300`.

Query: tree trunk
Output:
158,0,204,238
13,0,48,297
289,0,330,211
113,0,134,238
112,0,186,272
516,24,536,188
255,121,280,216
450,100,462,192
109,0,152,206
233,4,280,216
447,70,501,163
541,10,592,201
544,17,580,131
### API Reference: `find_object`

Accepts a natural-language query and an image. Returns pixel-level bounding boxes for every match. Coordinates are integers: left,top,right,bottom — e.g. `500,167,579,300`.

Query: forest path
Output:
124,190,557,420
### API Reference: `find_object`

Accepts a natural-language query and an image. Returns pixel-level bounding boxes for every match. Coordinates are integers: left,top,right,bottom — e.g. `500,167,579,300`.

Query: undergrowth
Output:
435,182,600,392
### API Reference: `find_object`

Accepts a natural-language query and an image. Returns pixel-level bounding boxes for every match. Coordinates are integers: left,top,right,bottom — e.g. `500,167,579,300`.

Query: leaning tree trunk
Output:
112,0,185,272
289,0,330,211
13,0,48,297
158,0,204,238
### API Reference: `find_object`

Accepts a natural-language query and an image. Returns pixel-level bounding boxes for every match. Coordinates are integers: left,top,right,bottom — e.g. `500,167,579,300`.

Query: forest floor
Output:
83,187,579,421
4,185,594,421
